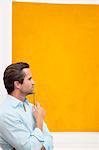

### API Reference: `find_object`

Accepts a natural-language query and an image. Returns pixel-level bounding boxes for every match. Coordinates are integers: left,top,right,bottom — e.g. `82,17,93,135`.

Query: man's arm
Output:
0,112,44,150
32,102,46,131
32,103,53,149
32,102,53,150
0,102,52,150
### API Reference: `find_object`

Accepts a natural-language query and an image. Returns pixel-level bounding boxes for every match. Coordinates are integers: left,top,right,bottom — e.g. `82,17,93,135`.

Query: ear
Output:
14,81,21,89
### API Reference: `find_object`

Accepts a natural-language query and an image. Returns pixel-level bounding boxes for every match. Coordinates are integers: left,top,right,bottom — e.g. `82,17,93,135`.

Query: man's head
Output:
3,62,35,96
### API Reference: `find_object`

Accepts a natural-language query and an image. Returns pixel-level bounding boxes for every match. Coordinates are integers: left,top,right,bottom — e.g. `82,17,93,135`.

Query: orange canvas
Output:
12,2,99,131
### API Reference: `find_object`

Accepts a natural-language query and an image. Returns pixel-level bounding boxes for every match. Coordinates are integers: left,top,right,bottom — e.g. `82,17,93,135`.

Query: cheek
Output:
25,82,31,88
21,83,28,89
22,81,32,89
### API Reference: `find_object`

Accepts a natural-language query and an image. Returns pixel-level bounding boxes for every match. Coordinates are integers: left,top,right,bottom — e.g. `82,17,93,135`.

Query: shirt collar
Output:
7,95,29,108
23,98,29,105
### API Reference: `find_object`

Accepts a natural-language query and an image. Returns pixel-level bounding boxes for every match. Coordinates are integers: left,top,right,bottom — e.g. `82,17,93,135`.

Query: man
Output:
0,62,53,150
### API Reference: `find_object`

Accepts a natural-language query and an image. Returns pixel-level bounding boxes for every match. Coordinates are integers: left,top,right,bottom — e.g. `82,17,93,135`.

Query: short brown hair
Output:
3,62,29,94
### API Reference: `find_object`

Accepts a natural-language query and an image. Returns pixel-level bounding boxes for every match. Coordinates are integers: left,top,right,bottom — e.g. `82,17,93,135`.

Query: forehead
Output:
22,68,32,77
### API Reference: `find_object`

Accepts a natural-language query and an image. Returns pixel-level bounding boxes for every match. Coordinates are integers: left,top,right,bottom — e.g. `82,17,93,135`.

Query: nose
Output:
32,79,35,85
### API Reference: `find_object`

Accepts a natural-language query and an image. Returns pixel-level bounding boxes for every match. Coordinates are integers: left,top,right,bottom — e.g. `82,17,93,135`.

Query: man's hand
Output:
41,145,46,150
32,102,46,130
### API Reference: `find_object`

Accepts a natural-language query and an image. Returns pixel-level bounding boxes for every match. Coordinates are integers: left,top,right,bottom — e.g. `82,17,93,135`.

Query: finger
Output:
36,102,40,108
32,106,36,112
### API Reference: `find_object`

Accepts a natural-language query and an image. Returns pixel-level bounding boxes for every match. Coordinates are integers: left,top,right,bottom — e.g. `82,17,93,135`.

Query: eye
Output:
28,77,32,80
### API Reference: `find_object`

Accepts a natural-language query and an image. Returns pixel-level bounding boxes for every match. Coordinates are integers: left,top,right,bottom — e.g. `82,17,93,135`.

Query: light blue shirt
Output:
0,95,53,150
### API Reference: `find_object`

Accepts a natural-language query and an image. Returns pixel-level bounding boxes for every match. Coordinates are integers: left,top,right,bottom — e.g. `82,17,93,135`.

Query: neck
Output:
10,91,26,102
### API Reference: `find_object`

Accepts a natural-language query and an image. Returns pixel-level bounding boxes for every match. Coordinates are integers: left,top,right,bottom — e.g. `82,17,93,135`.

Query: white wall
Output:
0,0,12,104
52,132,99,150
12,0,99,4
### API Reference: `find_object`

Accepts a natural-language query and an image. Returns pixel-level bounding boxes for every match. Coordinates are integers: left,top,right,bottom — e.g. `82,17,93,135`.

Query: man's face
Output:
20,68,35,96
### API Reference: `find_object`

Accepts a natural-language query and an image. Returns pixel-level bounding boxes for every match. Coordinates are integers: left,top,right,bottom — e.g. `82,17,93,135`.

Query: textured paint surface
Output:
12,2,99,131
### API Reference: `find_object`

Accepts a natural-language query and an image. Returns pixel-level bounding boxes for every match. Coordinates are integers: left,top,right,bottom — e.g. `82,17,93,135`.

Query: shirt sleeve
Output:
0,113,44,150
42,122,53,150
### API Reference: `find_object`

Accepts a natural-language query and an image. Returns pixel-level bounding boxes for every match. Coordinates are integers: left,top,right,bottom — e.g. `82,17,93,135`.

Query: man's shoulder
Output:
0,96,15,118
0,98,7,113
0,103,18,124
0,95,9,106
